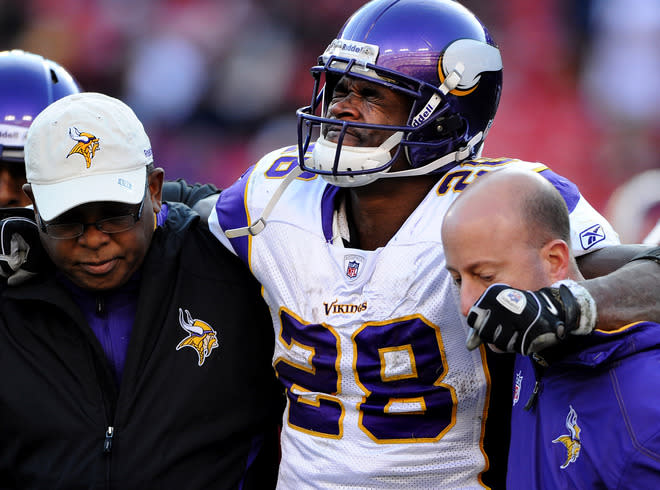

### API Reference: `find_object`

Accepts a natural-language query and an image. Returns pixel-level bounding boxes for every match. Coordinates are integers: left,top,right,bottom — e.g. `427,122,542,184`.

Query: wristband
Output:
551,279,597,335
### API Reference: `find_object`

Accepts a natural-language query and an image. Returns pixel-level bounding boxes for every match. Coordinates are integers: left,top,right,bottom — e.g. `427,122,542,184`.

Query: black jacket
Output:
0,203,283,489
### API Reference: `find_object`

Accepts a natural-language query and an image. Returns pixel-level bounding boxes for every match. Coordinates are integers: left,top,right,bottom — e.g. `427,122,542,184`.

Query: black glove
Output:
465,282,596,355
0,210,49,286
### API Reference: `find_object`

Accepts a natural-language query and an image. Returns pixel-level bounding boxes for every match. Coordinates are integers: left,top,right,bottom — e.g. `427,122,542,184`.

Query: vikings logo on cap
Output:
176,308,219,366
67,126,100,168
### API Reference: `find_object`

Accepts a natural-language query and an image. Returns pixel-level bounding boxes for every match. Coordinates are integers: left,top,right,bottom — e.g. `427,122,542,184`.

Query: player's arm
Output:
0,207,53,286
466,246,660,354
161,179,220,223
576,244,651,278
580,246,660,331
161,179,219,206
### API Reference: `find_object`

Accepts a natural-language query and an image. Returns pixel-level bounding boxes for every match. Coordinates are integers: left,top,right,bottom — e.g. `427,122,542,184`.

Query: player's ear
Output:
541,239,571,283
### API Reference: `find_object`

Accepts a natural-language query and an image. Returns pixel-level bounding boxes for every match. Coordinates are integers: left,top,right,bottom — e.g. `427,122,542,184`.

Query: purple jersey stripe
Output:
321,185,341,242
216,165,256,264
156,202,168,227
539,168,581,212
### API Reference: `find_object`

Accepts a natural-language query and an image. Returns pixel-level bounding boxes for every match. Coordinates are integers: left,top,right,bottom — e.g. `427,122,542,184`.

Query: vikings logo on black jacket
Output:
176,308,218,366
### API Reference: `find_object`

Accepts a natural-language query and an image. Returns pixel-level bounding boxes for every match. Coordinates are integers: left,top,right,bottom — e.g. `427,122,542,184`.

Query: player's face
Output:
323,75,411,148
443,214,551,317
28,171,162,291
0,163,31,207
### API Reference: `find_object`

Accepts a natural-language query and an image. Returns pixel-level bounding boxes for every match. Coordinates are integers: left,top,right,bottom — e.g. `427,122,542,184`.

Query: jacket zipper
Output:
524,357,547,411
96,295,114,489
104,426,114,453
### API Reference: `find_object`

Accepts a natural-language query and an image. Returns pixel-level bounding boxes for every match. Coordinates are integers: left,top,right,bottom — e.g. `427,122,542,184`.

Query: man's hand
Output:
465,281,597,355
0,212,49,286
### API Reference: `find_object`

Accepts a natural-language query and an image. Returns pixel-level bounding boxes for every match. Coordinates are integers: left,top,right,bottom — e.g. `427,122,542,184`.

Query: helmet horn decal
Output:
439,39,502,96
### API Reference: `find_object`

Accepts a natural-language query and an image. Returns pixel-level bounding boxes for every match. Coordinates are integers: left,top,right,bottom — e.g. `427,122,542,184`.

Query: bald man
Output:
442,168,660,488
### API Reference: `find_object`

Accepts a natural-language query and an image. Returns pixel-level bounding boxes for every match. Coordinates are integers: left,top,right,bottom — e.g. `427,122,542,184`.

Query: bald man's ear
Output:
541,239,571,283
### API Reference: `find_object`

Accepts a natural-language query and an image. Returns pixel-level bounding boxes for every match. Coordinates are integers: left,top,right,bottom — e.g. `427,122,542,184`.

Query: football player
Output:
0,50,81,208
207,1,660,488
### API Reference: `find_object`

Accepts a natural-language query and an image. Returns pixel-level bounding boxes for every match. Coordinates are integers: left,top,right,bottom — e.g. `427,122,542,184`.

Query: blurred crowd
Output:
2,0,658,242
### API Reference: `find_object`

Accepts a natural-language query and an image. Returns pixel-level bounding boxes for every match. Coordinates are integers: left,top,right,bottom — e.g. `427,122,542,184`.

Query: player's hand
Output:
0,214,49,286
465,282,596,355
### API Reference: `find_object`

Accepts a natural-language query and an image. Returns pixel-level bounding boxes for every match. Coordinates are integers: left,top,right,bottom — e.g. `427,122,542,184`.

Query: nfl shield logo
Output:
513,371,523,406
344,254,364,280
346,260,359,278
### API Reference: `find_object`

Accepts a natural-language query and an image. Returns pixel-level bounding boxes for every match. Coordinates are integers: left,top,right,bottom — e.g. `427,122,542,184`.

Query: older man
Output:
0,92,282,489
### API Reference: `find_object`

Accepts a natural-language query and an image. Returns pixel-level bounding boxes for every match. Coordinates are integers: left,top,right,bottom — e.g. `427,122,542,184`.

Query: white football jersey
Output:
209,146,619,489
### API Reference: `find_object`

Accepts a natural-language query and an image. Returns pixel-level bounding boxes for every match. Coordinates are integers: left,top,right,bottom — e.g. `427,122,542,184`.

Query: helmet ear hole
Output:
435,115,465,137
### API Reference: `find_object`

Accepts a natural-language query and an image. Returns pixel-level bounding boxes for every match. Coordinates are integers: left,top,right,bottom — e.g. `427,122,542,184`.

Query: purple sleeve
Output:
321,185,341,242
538,168,581,213
215,165,256,264
156,203,169,227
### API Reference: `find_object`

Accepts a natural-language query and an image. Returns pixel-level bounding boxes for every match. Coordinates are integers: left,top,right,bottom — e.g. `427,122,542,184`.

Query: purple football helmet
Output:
297,0,503,187
0,50,81,164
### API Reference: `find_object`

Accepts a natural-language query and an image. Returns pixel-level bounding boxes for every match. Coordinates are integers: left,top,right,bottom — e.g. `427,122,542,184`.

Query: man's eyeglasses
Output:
37,197,146,240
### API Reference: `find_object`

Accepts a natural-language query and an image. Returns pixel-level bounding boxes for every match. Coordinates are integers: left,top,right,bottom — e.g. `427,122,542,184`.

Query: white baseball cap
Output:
24,92,154,221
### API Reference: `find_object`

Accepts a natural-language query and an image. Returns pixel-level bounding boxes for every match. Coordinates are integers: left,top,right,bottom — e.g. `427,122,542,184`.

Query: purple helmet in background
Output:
0,50,81,164
297,0,503,187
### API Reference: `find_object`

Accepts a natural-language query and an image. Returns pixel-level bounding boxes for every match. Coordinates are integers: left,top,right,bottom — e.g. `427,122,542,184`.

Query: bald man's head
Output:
442,168,580,317
445,168,571,248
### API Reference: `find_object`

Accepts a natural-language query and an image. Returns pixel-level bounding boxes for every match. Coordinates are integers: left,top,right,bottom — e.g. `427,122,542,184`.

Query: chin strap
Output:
224,165,303,238
411,63,464,127
381,62,482,179
379,130,483,179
